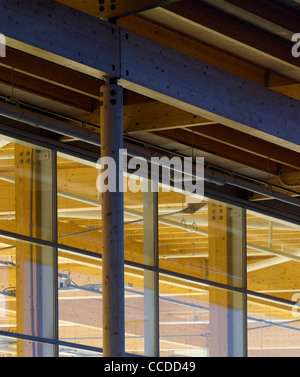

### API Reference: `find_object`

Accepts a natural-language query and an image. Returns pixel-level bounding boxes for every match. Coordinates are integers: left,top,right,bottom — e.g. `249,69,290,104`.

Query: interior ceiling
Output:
0,0,300,197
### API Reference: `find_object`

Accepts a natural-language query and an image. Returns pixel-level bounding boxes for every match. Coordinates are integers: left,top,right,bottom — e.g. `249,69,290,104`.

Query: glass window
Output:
247,211,300,302
58,249,102,349
57,153,101,253
59,344,102,357
0,136,55,241
125,265,157,356
247,294,300,357
0,335,55,357
3,131,300,358
58,249,157,357
0,234,56,356
0,242,16,334
159,190,245,289
0,236,56,339
57,155,153,268
159,274,245,357
123,176,145,265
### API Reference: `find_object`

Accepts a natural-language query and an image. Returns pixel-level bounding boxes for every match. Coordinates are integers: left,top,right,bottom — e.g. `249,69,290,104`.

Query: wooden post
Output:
208,203,246,357
15,144,55,356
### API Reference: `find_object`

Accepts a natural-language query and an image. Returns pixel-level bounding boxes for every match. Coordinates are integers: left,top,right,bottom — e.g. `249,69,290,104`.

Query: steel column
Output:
100,81,125,357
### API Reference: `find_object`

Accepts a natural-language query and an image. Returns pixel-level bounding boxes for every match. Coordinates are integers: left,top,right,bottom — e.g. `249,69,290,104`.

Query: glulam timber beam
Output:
58,0,180,19
223,0,300,33
3,20,297,103
118,15,300,104
155,128,281,175
118,15,294,88
0,0,120,78
79,101,216,131
274,83,300,101
119,29,300,149
190,124,300,171
0,65,96,112
1,0,300,149
124,101,216,132
1,47,103,99
165,0,299,70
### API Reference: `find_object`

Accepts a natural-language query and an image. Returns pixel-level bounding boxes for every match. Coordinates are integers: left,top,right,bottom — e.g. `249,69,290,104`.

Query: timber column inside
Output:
100,80,125,357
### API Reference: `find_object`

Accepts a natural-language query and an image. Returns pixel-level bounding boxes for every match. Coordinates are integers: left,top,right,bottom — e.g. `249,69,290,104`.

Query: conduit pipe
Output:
0,100,100,146
204,167,300,208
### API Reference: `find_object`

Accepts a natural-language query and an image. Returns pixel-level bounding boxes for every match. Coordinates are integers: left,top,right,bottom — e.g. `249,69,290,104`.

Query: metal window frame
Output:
0,117,299,357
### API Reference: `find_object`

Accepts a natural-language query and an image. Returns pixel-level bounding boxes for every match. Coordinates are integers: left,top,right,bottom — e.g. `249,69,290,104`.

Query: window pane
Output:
0,235,55,356
58,249,156,356
57,154,102,253
159,190,245,288
125,266,157,356
57,156,152,267
59,345,102,357
247,211,300,302
123,176,145,264
0,335,55,357
0,242,16,333
247,295,300,357
58,249,102,349
159,274,245,357
0,136,54,241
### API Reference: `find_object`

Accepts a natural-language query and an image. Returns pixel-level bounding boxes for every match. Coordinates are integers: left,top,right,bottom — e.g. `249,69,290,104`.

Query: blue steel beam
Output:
0,0,120,78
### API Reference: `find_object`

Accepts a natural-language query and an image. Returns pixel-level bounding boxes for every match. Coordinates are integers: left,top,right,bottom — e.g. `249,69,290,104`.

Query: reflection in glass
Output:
159,274,245,357
247,211,300,302
125,266,157,356
59,345,102,357
57,155,147,265
58,250,156,357
0,235,55,356
0,136,54,241
58,250,102,349
57,154,102,253
158,190,245,288
0,335,54,357
247,211,300,356
0,243,16,334
2,133,300,357
247,295,300,357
